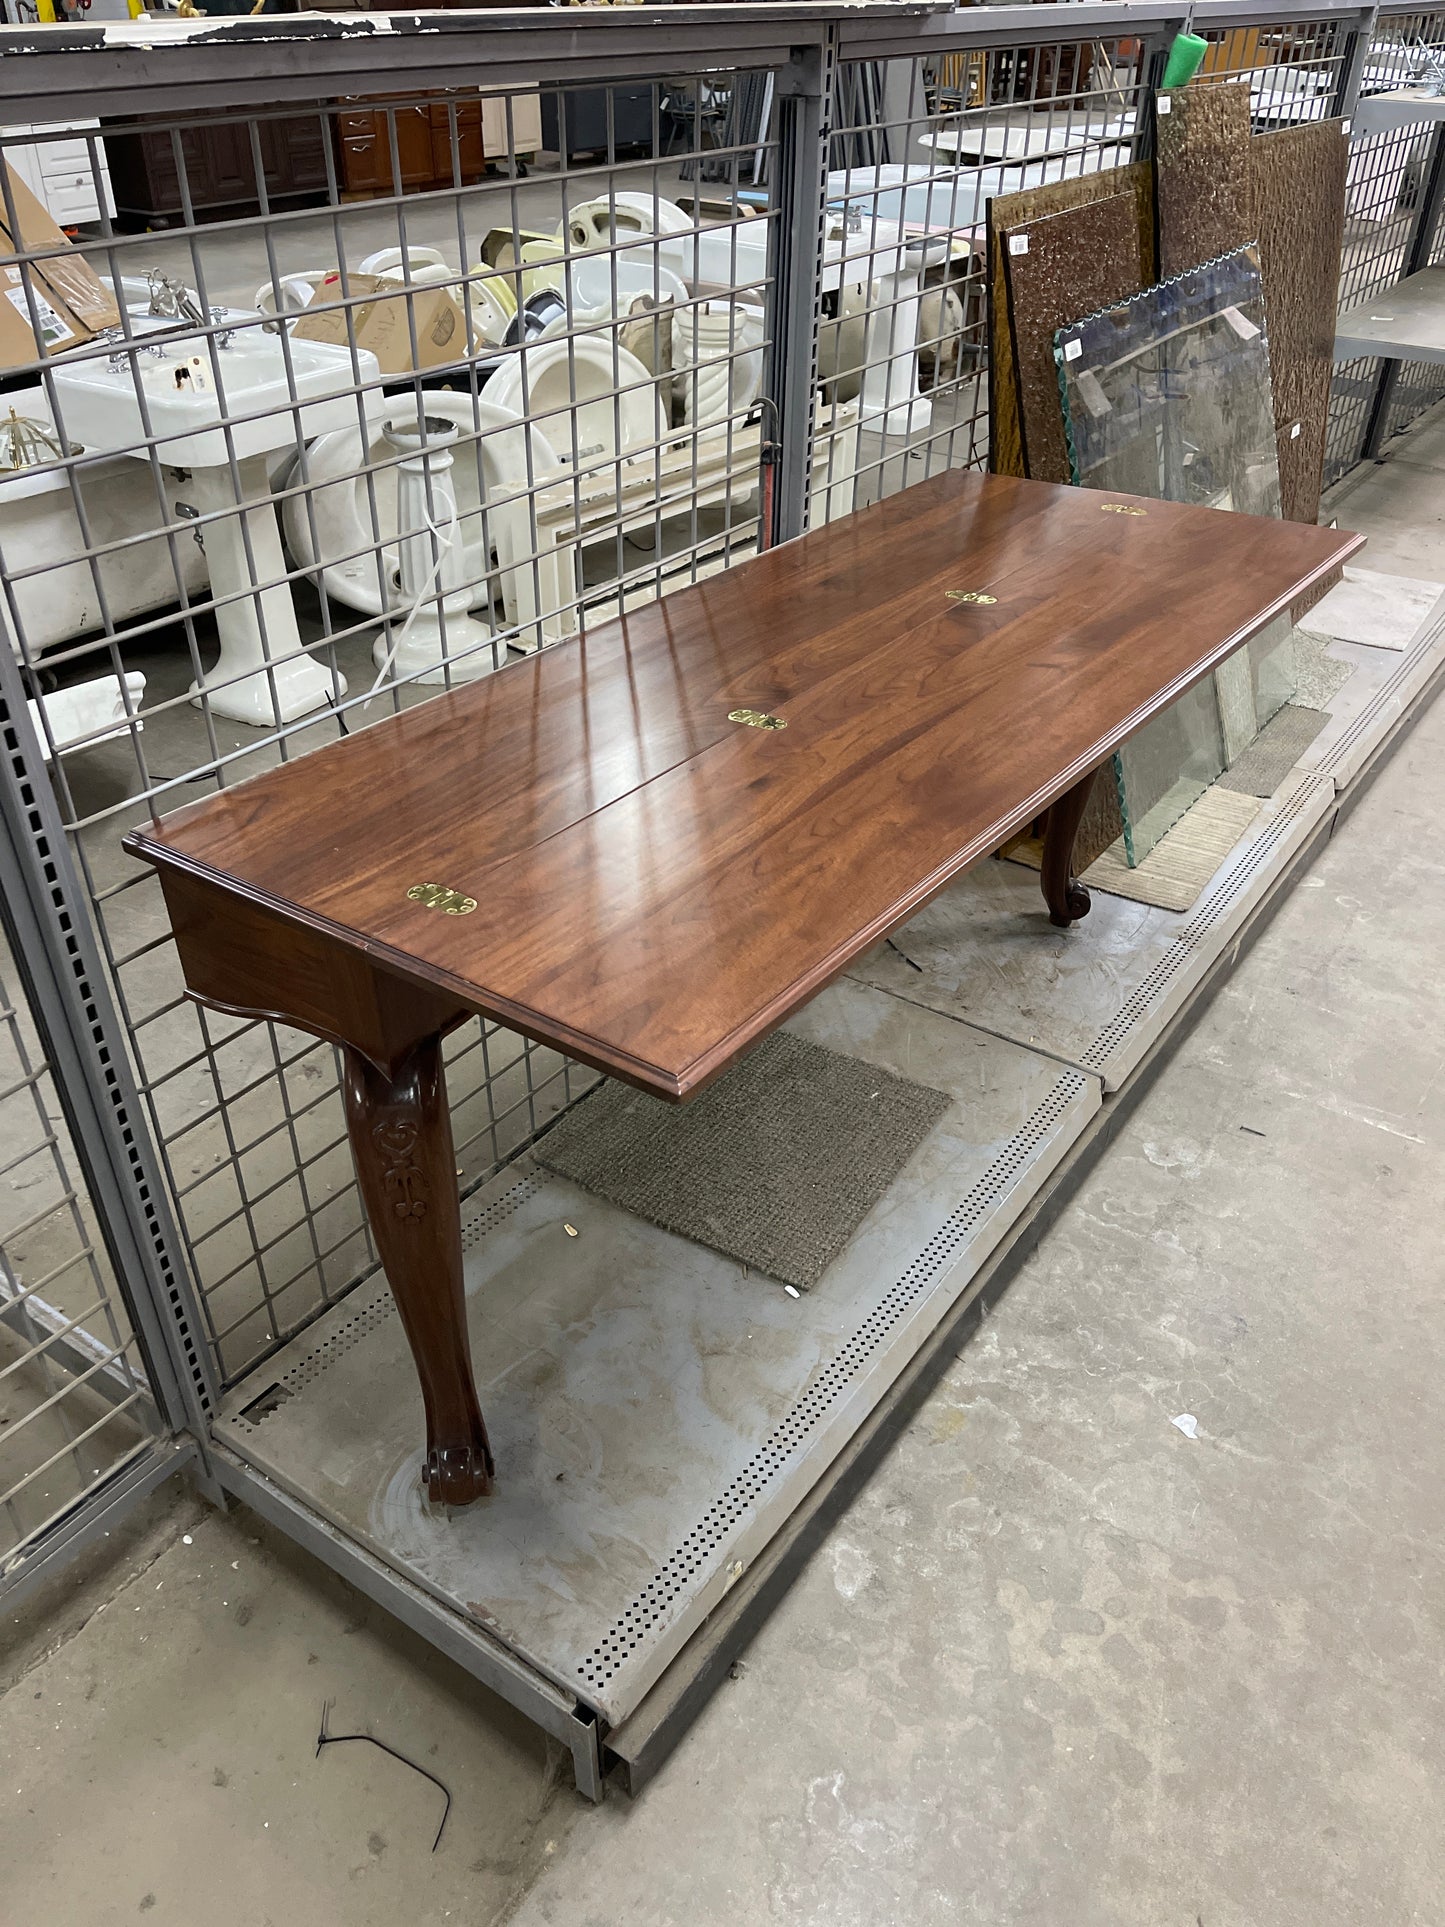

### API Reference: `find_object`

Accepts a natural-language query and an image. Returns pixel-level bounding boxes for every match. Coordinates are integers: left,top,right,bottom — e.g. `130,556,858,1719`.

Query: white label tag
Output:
1076,368,1112,419
1222,305,1260,341
1343,119,1352,136
1157,93,1172,116
171,354,212,395
1289,421,1302,440
1008,233,1029,256
5,283,73,347
1063,336,1083,362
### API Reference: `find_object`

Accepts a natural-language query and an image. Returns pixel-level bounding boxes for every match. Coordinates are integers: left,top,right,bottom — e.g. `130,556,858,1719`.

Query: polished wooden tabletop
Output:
128,470,1361,1098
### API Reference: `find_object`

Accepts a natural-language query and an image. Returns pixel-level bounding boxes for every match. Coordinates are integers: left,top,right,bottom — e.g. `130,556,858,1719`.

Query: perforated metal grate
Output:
461,1173,544,1252
1309,604,1445,777
574,1069,1089,1691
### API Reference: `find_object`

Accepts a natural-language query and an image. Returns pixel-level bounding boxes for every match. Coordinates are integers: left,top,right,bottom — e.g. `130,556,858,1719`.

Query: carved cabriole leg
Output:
341,1037,494,1506
1041,765,1101,928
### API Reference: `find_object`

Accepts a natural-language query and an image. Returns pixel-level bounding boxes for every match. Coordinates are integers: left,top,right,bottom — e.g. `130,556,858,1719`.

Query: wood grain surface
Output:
127,470,1362,1099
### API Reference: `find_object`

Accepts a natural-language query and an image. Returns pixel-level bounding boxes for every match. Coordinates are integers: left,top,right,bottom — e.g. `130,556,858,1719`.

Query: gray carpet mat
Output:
535,1031,952,1290
1217,703,1329,797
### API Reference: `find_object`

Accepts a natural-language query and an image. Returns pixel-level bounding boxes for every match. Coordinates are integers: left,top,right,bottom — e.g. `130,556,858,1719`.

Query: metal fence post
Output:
1333,5,1382,117
767,35,833,545
0,646,222,1491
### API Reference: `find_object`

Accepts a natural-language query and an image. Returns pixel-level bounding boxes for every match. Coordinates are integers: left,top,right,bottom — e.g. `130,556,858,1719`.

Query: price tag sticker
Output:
1008,233,1029,256
1063,336,1083,362
1157,93,1172,116
1222,305,1260,341
1289,421,1302,440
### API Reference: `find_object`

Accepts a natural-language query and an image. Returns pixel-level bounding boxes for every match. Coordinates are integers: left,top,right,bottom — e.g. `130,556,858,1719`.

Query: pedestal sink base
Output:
184,456,347,728
190,654,346,727
372,616,497,687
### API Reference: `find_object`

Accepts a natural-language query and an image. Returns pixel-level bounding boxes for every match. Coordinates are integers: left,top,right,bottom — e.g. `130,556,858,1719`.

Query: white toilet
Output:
281,389,565,635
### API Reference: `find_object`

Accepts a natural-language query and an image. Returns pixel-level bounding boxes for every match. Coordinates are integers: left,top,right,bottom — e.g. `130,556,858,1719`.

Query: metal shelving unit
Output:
0,0,1442,1795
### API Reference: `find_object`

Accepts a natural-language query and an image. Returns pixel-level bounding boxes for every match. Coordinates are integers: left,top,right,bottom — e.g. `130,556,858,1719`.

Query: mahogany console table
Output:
124,471,1361,1506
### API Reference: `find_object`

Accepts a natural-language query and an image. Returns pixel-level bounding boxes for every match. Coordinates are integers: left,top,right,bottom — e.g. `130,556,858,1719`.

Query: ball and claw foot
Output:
1041,767,1101,929
425,1438,496,1507
1049,878,1092,928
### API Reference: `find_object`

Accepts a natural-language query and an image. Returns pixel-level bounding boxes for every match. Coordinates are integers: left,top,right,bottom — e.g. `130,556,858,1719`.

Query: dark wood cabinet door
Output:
260,112,331,198
104,112,329,223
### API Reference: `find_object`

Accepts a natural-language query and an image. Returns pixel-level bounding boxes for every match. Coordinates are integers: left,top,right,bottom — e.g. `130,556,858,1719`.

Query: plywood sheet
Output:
1157,80,1253,277
986,161,1152,479
1002,191,1150,486
1199,29,1271,75
1251,120,1348,526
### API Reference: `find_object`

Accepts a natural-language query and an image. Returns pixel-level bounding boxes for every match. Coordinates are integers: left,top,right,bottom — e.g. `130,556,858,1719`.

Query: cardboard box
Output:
0,162,119,372
292,272,470,375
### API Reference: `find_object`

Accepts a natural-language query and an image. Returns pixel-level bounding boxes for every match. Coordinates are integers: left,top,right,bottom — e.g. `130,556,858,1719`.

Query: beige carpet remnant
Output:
1006,782,1262,913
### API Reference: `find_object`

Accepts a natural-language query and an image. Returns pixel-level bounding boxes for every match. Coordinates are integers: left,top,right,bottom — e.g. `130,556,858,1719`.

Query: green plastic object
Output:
1162,31,1209,89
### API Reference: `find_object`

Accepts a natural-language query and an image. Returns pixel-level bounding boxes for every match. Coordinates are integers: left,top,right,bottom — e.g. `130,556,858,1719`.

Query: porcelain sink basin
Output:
52,317,381,467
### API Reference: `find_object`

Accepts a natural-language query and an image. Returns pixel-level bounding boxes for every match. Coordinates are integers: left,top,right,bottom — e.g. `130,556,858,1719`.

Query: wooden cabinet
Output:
103,113,330,226
5,121,112,227
335,97,484,198
541,86,655,159
104,93,543,220
336,93,541,199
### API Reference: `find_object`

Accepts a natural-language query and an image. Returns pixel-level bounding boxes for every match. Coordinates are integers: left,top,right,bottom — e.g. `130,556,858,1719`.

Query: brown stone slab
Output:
1251,120,1348,527
986,162,1153,479
1002,191,1149,486
1157,80,1254,277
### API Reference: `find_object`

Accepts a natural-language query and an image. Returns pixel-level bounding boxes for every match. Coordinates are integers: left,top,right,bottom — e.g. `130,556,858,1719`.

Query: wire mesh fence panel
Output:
1188,13,1350,108
0,7,1433,1415
813,16,1367,522
0,76,786,1389
1327,10,1445,480
0,926,161,1576
811,34,1154,517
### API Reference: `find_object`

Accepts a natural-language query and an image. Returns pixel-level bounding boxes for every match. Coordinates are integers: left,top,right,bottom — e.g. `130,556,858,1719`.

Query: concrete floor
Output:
4,424,1445,1921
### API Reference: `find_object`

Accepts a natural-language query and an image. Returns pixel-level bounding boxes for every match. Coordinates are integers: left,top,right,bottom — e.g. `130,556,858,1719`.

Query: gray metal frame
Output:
207,1444,606,1799
0,0,1442,1791
0,645,221,1448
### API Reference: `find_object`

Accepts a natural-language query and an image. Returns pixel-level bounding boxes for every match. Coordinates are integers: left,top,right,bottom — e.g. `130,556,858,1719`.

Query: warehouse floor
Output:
4,415,1445,1924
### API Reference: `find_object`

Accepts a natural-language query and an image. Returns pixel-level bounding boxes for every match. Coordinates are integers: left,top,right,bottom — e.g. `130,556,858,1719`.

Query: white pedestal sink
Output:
857,233,950,440
52,324,382,727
